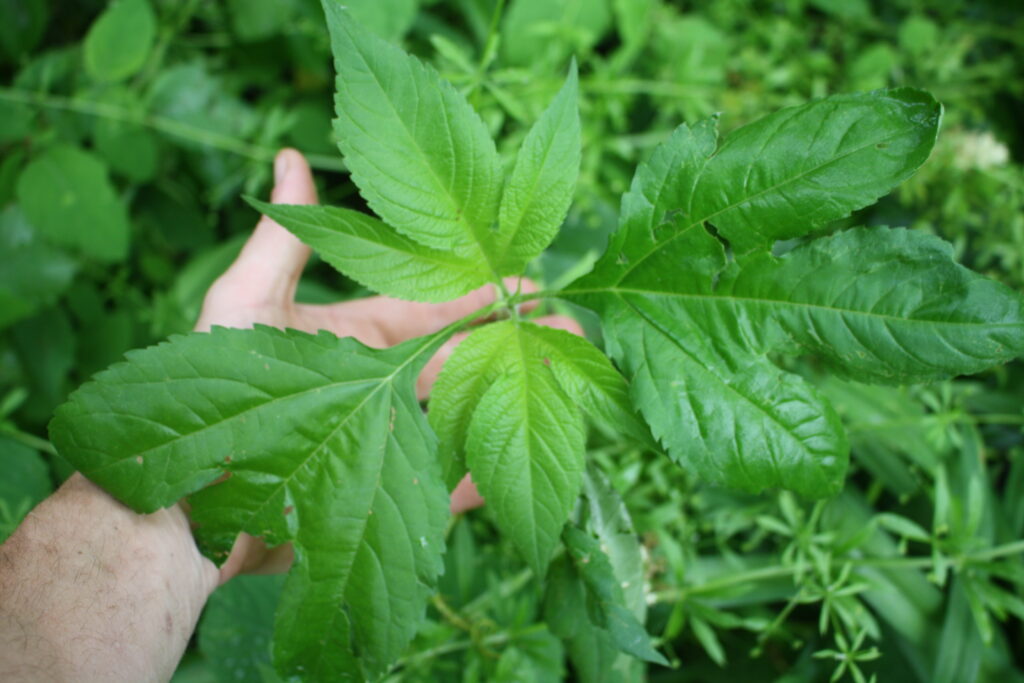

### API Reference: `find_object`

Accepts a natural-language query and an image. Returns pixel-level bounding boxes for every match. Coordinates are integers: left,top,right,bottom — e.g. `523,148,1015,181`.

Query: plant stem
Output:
652,539,1024,604
0,87,347,173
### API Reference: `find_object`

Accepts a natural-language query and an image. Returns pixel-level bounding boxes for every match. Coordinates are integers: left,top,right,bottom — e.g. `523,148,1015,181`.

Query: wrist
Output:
0,474,218,682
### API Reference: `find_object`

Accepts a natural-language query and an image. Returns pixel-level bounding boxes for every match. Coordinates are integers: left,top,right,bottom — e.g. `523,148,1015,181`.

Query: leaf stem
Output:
0,87,347,173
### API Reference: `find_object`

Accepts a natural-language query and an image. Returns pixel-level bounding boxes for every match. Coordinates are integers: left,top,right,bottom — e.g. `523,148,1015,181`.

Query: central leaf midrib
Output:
575,285,1015,330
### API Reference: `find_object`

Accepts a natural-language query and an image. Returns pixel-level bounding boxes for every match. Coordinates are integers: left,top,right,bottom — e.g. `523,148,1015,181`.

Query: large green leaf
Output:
323,0,503,273
467,365,585,575
83,0,156,83
495,61,581,275
248,199,489,303
693,88,940,255
431,320,600,572
49,326,452,681
16,145,130,262
565,92,1023,497
714,227,1024,383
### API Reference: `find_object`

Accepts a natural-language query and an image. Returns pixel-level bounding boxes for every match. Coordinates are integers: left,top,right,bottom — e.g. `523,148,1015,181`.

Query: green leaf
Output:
343,0,418,42
247,199,489,303
0,206,77,331
514,324,654,449
577,222,850,497
226,0,295,42
429,321,517,488
49,325,452,681
323,0,503,273
431,320,650,489
712,227,1024,382
562,526,667,665
84,0,157,83
694,88,939,254
566,91,1023,497
16,145,130,262
496,60,581,275
467,363,585,575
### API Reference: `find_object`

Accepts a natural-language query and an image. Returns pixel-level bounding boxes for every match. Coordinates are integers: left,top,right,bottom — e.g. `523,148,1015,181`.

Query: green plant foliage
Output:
15,145,130,262
5,0,1024,681
51,325,453,680
83,0,157,83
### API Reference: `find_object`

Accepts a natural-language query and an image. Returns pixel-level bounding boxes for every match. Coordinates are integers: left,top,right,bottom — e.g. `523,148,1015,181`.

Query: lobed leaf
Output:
565,90,1023,497
431,320,632,571
247,199,489,303
49,326,451,681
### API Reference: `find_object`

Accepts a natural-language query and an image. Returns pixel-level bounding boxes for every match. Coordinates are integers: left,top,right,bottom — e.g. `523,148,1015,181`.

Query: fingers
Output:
311,277,540,348
217,149,317,305
218,533,295,585
450,474,484,514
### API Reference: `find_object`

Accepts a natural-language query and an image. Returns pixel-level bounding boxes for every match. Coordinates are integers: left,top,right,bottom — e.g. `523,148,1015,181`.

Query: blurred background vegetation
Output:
1,0,1023,681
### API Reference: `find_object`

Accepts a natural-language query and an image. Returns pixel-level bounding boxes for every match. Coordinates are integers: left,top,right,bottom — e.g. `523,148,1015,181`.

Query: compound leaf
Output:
496,61,581,275
466,363,585,575
567,90,1023,498
431,320,588,572
247,199,489,303
49,325,451,681
323,0,503,273
84,0,156,83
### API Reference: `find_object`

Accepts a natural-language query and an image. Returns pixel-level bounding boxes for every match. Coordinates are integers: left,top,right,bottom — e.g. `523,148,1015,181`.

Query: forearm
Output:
0,474,218,682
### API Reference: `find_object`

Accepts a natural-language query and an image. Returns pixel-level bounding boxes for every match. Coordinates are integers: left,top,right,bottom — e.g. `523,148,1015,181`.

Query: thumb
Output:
223,149,318,302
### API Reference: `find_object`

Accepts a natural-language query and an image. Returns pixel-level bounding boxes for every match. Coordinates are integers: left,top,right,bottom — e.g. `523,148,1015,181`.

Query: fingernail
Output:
274,152,290,184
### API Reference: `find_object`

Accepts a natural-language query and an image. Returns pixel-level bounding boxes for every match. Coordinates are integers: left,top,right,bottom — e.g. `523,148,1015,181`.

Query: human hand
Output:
198,149,582,581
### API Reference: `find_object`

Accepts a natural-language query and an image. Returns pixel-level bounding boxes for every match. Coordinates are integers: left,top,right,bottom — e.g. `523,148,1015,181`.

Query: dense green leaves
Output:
324,0,503,273
569,91,1024,497
83,0,156,83
50,325,452,681
248,199,490,302
16,145,130,261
